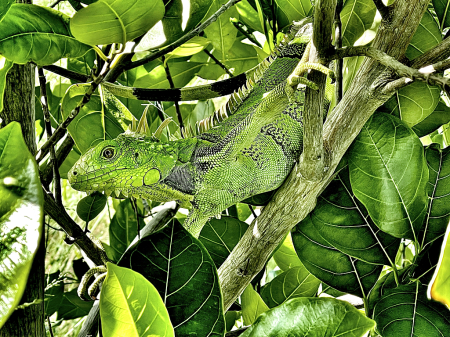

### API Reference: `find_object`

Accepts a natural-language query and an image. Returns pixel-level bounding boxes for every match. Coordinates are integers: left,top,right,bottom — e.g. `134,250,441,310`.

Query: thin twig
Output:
162,56,185,137
40,135,75,188
230,20,263,48
43,65,89,83
123,0,243,72
47,316,55,337
50,0,63,8
203,49,234,77
38,68,62,205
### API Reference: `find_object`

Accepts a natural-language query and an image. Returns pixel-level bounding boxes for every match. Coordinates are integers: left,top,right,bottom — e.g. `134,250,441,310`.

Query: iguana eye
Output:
102,147,115,159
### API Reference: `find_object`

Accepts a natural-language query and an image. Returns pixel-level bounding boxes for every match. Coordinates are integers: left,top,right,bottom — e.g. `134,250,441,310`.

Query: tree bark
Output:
218,0,431,310
0,60,44,336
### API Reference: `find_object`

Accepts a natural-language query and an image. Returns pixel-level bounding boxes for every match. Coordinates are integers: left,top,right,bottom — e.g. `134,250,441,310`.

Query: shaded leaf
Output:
0,4,91,65
0,0,14,22
199,216,248,268
0,122,43,329
241,284,269,325
119,219,225,336
70,0,165,45
56,288,93,320
348,113,429,239
44,272,65,317
76,192,107,223
292,216,382,298
341,0,376,46
274,0,312,23
0,57,12,113
373,282,450,336
312,168,400,265
100,263,174,337
433,0,450,30
261,265,320,308
412,100,450,137
241,297,375,337
420,144,450,248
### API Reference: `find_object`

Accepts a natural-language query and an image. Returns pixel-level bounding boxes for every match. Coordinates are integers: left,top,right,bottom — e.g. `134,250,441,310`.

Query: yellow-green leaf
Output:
429,223,450,307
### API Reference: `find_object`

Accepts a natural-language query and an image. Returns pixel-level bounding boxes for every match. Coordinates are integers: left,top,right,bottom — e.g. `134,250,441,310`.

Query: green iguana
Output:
68,22,333,238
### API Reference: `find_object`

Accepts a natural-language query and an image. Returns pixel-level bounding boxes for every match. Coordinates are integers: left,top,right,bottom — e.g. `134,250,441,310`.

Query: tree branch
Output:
218,0,431,311
40,135,75,188
43,65,89,83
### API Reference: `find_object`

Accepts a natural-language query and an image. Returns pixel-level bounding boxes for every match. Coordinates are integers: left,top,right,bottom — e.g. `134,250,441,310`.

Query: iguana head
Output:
68,131,180,199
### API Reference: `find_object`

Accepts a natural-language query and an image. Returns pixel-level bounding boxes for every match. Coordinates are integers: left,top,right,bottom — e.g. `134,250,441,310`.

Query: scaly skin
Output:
68,24,332,237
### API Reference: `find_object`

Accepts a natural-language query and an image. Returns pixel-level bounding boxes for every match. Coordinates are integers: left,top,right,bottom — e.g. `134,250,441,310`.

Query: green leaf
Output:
199,216,248,268
292,216,382,298
261,265,320,308
100,263,174,337
44,272,65,317
429,223,450,307
70,0,165,45
420,144,450,249
136,0,212,50
0,122,43,329
374,282,450,336
235,0,264,32
272,233,303,271
383,81,441,128
342,55,365,93
61,83,125,153
0,4,91,65
312,168,400,265
119,219,225,336
274,0,312,22
341,0,377,46
348,113,429,239
0,0,14,22
59,149,80,180
412,100,450,137
109,199,144,263
76,192,107,222
406,11,442,60
100,85,136,131
241,284,269,325
166,36,210,61
56,288,93,320
204,0,239,58
433,0,450,30
0,56,13,113
241,297,375,337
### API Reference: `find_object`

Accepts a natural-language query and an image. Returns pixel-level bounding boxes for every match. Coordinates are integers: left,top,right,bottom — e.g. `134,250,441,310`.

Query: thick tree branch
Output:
298,0,336,181
218,0,431,311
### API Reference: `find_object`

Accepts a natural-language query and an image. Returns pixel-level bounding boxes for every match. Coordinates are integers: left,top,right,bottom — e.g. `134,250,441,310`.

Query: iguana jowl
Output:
68,23,332,238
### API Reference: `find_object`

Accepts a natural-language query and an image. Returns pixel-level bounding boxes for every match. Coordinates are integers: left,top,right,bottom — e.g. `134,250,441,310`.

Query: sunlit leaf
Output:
348,113,429,239
0,4,91,65
272,233,303,271
241,297,375,337
412,100,450,137
429,223,450,307
241,284,269,325
261,265,320,308
0,56,13,112
341,0,376,46
406,11,442,60
100,263,174,337
0,122,43,329
70,0,165,45
274,0,312,23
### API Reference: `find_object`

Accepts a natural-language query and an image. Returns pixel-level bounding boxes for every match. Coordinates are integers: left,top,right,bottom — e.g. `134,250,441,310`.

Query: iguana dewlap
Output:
68,24,330,238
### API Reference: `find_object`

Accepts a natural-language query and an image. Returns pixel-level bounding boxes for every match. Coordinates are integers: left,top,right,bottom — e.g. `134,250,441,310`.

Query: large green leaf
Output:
70,0,165,45
119,219,225,336
341,0,376,46
373,282,450,336
241,297,375,337
61,83,125,153
274,0,312,23
100,263,174,337
406,11,442,60
108,199,144,263
348,113,429,239
261,265,320,308
433,0,450,30
235,0,264,32
0,122,43,329
420,144,450,249
0,4,91,65
311,168,400,265
199,216,248,268
429,224,450,307
292,216,382,298
383,81,441,127
241,284,269,325
204,0,239,58
0,0,14,22
137,0,212,50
